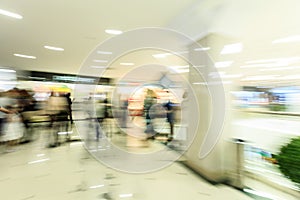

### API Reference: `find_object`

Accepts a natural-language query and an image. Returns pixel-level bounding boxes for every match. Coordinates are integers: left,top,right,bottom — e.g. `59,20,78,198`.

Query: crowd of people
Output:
0,87,73,151
0,86,184,152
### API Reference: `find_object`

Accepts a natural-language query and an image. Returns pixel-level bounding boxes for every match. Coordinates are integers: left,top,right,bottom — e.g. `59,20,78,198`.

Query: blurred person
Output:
95,98,107,140
120,97,128,128
102,96,114,138
17,89,37,143
143,89,157,137
46,91,69,147
85,96,102,140
64,93,73,124
85,96,96,121
0,91,14,135
0,91,23,152
163,96,175,142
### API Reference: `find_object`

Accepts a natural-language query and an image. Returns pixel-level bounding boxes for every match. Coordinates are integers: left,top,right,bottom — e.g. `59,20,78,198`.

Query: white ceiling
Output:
2,0,300,87
0,0,197,76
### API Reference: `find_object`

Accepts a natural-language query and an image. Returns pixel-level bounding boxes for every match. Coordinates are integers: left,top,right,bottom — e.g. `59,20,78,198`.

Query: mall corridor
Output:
0,121,253,200
1,0,300,199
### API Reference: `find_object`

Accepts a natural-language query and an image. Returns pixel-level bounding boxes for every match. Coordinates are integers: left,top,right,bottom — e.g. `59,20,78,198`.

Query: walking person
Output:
163,100,175,142
143,89,157,138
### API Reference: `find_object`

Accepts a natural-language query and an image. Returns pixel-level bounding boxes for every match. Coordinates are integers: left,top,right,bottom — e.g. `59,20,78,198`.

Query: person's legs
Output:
167,122,174,141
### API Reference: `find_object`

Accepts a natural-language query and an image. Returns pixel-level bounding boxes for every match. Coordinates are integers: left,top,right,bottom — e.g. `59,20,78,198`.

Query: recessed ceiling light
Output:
120,62,134,66
0,8,23,19
44,45,64,51
93,59,108,63
14,53,36,59
194,47,211,51
97,51,112,55
90,66,106,69
105,29,123,35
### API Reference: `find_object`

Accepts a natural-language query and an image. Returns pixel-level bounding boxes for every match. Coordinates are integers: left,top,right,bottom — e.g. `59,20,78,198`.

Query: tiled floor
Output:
0,119,254,200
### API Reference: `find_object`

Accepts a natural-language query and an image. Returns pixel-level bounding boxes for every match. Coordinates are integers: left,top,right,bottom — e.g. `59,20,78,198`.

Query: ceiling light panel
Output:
105,29,123,35
194,47,211,51
93,59,108,63
97,51,112,55
220,43,243,54
214,61,234,68
44,45,64,51
90,66,106,69
14,53,36,59
120,62,134,66
0,8,23,19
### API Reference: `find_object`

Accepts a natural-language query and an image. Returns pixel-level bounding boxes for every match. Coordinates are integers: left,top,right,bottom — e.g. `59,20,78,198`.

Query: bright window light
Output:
105,29,123,35
14,53,36,59
220,43,243,54
272,35,300,44
0,8,23,19
44,45,64,51
0,69,15,73
214,61,233,68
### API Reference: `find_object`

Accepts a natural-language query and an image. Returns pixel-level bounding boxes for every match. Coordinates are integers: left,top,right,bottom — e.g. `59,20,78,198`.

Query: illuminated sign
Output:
53,76,95,83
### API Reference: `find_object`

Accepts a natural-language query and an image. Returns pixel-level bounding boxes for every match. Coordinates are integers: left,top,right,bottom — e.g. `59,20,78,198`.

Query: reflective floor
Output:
0,120,253,200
